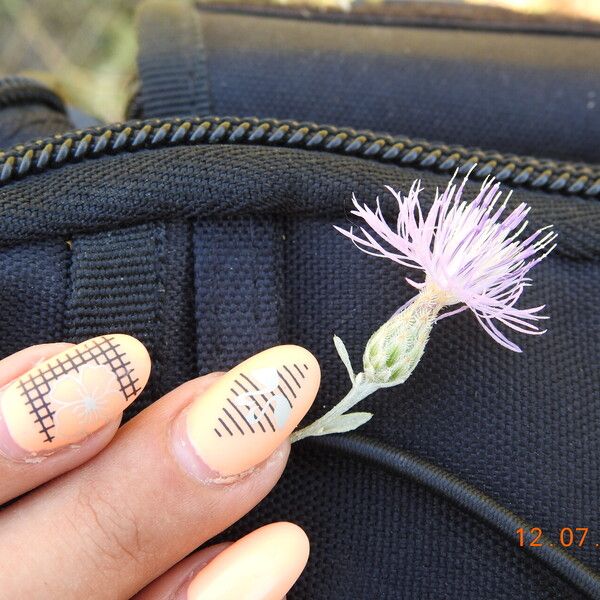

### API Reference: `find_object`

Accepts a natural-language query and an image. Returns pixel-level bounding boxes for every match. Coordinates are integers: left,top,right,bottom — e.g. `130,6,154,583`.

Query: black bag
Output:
1,2,599,598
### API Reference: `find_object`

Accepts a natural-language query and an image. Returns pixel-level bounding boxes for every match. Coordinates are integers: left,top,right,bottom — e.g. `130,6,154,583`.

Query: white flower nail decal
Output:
49,364,123,440
233,367,293,430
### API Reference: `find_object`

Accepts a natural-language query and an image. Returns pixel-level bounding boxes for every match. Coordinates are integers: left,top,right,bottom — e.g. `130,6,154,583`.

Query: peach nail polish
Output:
0,334,151,454
187,522,309,600
182,345,320,479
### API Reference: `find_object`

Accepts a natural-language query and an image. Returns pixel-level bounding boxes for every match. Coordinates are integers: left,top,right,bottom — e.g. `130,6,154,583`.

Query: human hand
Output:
0,335,320,599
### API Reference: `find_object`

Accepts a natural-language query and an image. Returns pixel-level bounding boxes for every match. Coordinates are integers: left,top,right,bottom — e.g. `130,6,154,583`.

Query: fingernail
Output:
187,522,309,600
174,345,320,480
0,334,151,455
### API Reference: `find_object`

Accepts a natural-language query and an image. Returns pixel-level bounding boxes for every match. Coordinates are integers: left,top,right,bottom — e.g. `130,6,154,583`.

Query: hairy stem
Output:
290,374,379,443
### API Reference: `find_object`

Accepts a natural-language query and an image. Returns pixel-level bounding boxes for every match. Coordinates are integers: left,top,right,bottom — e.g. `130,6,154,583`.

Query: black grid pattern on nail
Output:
18,336,139,444
214,363,306,439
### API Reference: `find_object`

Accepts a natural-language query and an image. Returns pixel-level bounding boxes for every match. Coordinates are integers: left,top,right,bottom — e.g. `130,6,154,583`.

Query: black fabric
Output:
312,434,600,598
0,76,73,150
0,142,598,598
0,3,599,597
134,7,600,164
0,104,73,150
0,240,68,353
136,0,211,119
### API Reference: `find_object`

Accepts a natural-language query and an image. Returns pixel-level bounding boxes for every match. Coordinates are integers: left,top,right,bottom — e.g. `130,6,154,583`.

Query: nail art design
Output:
217,363,308,437
50,364,123,439
185,345,320,478
0,335,150,453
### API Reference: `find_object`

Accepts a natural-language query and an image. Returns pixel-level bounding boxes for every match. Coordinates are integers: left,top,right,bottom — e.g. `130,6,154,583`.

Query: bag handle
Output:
134,0,211,118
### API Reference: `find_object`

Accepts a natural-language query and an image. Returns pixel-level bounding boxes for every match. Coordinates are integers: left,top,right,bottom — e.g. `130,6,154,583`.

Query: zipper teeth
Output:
0,115,598,197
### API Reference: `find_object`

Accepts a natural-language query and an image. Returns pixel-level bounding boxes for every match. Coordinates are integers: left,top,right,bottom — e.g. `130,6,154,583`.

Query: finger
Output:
0,345,320,599
132,543,230,600
0,343,72,386
136,523,309,600
0,335,151,503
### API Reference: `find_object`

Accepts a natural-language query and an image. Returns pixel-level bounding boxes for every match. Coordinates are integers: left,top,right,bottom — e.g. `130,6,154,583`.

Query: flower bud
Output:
363,288,443,387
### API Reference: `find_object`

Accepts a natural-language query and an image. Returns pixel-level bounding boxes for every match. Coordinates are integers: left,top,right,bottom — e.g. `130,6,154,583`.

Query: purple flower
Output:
335,175,556,352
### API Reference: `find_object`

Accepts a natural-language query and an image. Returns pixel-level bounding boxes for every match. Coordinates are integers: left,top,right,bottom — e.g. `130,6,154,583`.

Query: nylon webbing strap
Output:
65,224,161,347
135,0,211,118
64,223,164,409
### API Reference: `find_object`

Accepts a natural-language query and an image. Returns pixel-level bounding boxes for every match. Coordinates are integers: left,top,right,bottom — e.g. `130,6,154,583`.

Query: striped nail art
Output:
185,345,320,477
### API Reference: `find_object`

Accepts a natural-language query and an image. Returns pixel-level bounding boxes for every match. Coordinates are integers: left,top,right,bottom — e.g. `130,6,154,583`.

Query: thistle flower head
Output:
336,174,556,352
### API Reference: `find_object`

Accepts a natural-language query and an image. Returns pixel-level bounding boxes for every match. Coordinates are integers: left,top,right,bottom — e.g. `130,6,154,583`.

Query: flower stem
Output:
290,374,379,443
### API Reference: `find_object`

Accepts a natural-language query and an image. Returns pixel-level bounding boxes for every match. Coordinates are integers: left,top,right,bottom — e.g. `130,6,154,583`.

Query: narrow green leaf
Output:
333,334,355,383
319,411,373,435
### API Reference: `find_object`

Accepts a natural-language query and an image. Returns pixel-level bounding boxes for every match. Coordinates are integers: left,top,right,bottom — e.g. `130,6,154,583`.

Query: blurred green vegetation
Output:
0,0,139,122
0,0,354,122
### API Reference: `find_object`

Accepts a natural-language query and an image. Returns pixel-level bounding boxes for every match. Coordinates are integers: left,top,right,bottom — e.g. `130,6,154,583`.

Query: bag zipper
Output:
0,115,598,198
